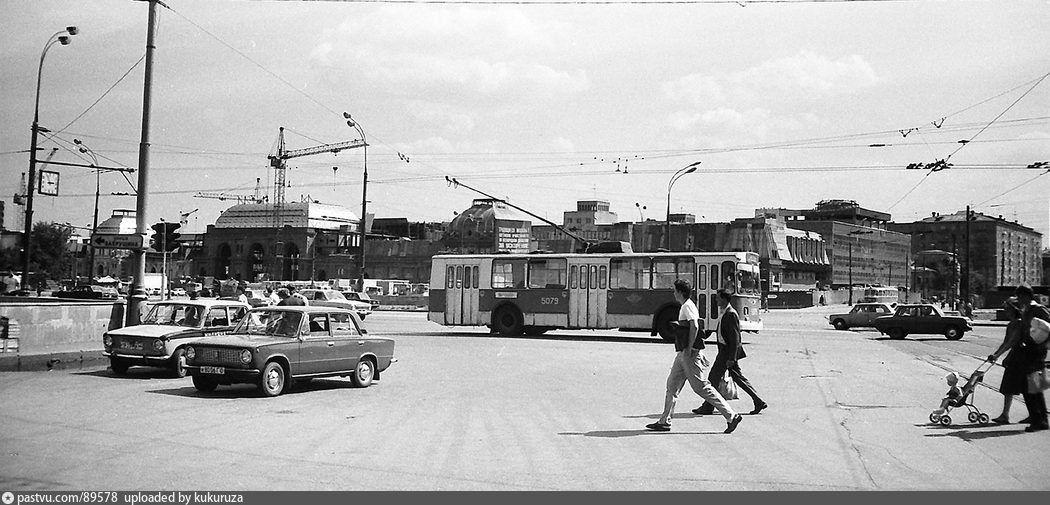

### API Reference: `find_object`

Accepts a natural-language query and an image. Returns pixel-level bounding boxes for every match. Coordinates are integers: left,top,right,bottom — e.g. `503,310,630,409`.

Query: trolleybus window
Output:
610,258,649,289
492,259,526,288
739,267,759,295
599,266,607,289
570,265,578,289
528,259,567,289
472,266,479,289
447,266,455,289
463,265,471,289
721,261,735,292
710,264,719,290
456,265,463,289
653,257,694,289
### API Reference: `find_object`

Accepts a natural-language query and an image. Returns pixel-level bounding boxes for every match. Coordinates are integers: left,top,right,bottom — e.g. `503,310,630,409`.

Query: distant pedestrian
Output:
693,289,767,416
646,279,742,434
278,285,306,306
988,298,1025,424
275,287,295,306
1011,284,1049,432
265,287,280,306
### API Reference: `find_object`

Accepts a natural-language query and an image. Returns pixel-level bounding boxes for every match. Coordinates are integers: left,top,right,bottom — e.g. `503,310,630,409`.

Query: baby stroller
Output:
929,362,993,426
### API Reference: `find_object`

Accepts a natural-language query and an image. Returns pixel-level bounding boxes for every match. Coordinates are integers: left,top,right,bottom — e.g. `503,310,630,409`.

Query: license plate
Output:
119,341,143,351
201,366,225,375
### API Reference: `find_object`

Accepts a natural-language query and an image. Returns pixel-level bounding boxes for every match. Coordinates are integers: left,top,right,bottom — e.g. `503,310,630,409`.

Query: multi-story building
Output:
889,210,1043,302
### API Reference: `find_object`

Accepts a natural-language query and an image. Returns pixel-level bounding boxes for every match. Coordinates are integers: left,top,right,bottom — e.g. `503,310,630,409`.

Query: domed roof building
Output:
199,201,363,282
443,199,531,254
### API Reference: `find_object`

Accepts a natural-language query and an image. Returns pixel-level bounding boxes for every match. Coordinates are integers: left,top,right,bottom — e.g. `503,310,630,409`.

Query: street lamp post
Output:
74,139,101,280
847,229,874,305
343,112,368,291
21,26,78,291
665,161,701,250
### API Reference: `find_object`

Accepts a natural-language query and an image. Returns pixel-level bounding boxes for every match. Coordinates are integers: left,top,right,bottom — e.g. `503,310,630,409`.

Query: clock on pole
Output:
38,170,59,196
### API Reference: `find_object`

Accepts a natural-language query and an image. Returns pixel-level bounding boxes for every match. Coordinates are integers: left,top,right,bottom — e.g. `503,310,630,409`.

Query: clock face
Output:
38,170,59,196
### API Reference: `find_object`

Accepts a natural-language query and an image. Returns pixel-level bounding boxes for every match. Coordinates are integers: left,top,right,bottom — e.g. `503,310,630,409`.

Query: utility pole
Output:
963,205,971,310
127,0,159,325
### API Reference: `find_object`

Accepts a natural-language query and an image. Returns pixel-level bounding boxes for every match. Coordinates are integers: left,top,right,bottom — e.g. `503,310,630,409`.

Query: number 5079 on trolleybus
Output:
429,251,762,340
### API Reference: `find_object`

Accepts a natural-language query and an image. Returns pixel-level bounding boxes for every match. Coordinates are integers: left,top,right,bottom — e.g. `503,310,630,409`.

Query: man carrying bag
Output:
694,289,768,416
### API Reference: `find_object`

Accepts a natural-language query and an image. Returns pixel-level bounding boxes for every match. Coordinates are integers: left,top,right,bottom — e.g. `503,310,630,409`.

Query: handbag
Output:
1027,367,1050,394
1030,317,1050,345
718,372,739,400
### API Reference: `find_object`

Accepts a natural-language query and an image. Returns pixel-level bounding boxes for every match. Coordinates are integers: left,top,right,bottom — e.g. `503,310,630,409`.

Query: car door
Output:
329,312,363,372
298,312,334,375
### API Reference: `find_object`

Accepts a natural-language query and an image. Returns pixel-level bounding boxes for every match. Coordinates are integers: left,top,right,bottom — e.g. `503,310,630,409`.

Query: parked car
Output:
828,302,895,330
53,284,118,300
183,306,396,396
871,303,973,340
343,290,380,309
300,288,372,320
169,287,187,297
242,289,270,308
102,299,250,377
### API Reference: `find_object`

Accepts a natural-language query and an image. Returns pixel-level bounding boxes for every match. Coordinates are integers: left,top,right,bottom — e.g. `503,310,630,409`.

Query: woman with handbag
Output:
988,299,1026,424
1013,284,1049,433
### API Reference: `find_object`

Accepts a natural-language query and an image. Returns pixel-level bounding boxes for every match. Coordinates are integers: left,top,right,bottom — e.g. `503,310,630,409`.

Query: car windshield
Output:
235,310,303,338
143,304,205,327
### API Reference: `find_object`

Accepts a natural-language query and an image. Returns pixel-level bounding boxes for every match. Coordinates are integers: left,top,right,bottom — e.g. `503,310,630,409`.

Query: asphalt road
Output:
1,308,1047,491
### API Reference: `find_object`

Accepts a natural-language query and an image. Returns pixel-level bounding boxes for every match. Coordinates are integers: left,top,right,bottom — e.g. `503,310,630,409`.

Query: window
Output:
206,308,229,327
721,261,736,293
464,266,472,290
610,258,649,289
492,260,526,289
446,266,455,289
697,265,707,292
653,257,695,290
230,306,247,325
528,259,567,289
710,264,719,290
738,267,759,295
330,312,358,335
599,266,607,289
589,266,598,290
570,265,578,289
472,266,479,289
456,266,463,289
307,313,330,335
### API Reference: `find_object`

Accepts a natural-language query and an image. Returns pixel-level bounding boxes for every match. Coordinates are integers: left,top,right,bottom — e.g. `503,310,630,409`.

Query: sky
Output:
1,0,1048,245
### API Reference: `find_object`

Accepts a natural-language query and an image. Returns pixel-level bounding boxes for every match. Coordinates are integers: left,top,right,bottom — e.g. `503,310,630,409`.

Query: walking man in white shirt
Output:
646,279,743,434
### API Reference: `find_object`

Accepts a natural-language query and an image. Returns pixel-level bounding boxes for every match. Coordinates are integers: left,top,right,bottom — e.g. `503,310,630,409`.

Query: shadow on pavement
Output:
146,377,361,399
432,331,666,345
73,368,183,380
559,428,729,438
919,424,1030,440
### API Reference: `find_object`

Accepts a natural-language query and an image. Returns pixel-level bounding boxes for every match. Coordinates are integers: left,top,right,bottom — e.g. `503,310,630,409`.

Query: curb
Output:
0,350,108,372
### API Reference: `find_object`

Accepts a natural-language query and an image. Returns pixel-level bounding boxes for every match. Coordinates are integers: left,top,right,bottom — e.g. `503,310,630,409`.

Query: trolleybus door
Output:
444,263,481,325
568,262,608,328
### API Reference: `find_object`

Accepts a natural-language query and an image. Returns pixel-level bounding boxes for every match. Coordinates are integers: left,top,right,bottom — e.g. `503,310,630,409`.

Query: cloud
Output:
664,50,880,106
668,107,819,145
309,6,587,98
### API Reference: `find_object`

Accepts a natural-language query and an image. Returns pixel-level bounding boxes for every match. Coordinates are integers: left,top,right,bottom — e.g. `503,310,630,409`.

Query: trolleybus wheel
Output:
493,306,524,337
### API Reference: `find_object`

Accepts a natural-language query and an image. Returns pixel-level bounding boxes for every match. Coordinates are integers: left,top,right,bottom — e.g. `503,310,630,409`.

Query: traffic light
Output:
149,222,182,252
150,222,165,251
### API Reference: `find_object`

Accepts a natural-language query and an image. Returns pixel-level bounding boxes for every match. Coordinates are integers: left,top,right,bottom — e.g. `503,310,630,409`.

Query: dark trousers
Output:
1022,391,1048,428
701,345,763,409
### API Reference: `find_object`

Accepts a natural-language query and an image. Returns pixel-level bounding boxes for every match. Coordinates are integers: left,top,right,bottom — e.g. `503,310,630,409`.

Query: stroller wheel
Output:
979,414,990,424
968,412,979,423
940,415,952,426
929,412,941,423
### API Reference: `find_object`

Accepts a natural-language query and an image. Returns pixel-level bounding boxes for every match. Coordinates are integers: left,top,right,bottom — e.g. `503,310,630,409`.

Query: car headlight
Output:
153,339,165,351
103,334,112,347
185,346,195,360
240,349,252,364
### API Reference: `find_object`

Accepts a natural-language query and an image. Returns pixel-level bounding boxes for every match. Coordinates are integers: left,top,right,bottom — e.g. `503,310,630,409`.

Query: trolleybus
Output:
429,251,762,340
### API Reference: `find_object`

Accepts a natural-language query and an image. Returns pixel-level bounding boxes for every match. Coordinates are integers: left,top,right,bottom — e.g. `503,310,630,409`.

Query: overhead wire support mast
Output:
444,176,592,251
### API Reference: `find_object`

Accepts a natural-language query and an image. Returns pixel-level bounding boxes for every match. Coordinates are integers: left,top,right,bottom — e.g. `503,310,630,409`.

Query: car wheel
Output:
655,307,679,343
832,319,848,331
110,358,129,375
493,306,524,337
192,374,218,392
258,361,286,397
350,358,375,388
943,325,963,341
170,348,187,378
887,328,906,340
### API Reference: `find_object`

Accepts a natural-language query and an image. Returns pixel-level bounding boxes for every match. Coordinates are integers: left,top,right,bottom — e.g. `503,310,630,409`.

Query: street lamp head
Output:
74,138,83,145
343,111,351,119
346,120,356,128
66,26,78,36
58,35,71,45
684,166,698,175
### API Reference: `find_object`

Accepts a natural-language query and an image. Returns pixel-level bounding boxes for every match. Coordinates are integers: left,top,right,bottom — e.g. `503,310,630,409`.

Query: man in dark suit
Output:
693,289,768,416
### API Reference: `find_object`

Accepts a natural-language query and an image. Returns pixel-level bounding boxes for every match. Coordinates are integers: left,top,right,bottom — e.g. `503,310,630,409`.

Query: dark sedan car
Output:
183,306,395,396
871,303,973,340
54,285,118,300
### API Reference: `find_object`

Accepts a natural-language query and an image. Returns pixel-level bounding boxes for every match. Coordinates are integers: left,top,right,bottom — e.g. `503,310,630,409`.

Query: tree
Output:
0,222,76,284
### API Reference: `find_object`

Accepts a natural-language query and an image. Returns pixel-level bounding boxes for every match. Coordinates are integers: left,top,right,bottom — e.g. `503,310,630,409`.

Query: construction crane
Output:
267,127,366,225
192,178,266,204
